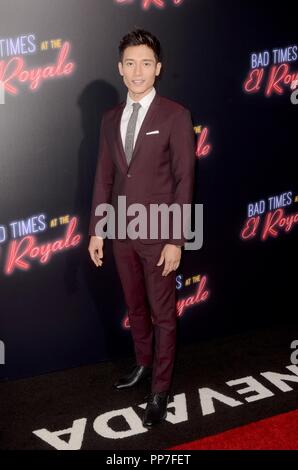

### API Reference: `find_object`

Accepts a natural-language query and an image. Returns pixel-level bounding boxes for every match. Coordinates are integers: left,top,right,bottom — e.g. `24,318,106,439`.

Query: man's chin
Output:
130,83,152,92
130,87,146,94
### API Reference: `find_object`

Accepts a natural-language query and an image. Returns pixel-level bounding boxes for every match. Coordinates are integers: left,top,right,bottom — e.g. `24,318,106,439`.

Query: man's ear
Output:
156,62,162,77
118,61,123,76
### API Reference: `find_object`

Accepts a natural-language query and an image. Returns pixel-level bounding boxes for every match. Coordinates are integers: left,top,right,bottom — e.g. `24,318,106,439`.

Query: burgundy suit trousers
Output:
112,238,176,393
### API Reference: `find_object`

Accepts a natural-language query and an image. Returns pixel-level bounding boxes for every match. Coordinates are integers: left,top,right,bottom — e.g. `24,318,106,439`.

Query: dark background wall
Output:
0,0,296,379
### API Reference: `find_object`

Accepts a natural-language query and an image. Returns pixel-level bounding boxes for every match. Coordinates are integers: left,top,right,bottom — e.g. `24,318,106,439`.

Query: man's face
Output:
118,44,162,101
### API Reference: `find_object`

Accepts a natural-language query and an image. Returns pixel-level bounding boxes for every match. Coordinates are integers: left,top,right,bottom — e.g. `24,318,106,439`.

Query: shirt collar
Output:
126,87,156,111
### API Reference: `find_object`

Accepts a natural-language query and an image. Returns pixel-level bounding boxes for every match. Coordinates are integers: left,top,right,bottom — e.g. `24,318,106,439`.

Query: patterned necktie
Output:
124,102,141,166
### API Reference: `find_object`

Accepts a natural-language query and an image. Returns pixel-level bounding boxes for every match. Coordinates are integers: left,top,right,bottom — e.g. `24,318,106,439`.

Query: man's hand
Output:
156,244,182,276
88,236,104,267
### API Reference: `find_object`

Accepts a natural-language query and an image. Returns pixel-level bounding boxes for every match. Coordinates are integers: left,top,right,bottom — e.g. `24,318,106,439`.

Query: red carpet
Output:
1,324,298,450
169,409,298,450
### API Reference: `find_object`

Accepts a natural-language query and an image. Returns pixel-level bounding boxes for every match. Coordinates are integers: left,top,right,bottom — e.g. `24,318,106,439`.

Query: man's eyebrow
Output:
124,58,155,62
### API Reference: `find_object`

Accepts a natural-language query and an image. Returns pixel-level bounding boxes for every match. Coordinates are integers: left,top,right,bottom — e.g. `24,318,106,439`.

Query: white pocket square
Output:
146,130,159,135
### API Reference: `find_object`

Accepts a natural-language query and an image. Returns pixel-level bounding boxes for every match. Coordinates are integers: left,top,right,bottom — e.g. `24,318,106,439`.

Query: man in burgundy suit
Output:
89,29,195,427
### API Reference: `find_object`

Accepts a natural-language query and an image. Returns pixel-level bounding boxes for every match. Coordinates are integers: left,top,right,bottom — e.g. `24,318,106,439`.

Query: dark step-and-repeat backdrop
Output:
0,0,296,379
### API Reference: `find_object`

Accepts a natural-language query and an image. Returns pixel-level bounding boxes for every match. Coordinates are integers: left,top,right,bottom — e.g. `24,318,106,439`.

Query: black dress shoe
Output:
142,391,169,427
113,365,152,390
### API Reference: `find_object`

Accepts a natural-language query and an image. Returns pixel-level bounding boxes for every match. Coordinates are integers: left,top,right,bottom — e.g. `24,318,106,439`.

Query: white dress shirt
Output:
120,86,156,148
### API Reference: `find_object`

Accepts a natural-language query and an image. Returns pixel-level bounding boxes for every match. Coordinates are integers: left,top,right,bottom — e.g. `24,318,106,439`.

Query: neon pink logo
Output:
240,208,298,241
3,217,81,275
0,41,75,95
115,0,184,10
122,274,210,328
243,63,298,97
196,126,212,158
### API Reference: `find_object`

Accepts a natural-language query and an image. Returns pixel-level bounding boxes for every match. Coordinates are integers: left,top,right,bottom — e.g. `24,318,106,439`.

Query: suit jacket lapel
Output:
115,101,127,171
115,93,161,171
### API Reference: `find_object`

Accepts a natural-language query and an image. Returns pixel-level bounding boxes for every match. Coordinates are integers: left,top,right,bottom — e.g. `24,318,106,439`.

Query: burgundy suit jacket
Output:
89,93,196,245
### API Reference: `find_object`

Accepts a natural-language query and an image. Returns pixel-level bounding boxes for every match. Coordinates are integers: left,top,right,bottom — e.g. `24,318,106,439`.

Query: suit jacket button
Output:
127,173,132,178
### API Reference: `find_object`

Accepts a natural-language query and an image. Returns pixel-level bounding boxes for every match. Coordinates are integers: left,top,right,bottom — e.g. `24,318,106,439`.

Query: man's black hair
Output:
119,28,162,63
